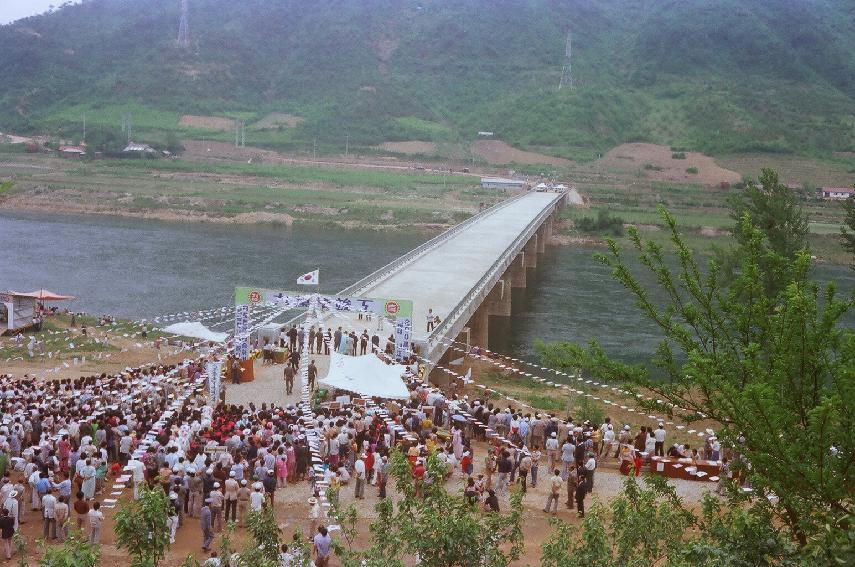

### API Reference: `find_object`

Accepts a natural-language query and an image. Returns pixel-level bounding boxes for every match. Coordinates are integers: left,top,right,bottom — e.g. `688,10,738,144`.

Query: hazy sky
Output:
0,0,82,25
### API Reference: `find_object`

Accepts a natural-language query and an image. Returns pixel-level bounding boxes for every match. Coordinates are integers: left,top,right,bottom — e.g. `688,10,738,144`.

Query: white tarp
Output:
162,321,229,343
319,352,410,399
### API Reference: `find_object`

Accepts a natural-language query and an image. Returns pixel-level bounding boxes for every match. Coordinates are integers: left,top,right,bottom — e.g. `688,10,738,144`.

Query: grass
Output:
5,153,495,229
89,159,477,189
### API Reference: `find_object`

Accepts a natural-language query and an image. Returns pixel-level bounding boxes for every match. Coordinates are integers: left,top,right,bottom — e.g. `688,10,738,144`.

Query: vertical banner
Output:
394,317,412,362
233,303,251,360
206,361,223,403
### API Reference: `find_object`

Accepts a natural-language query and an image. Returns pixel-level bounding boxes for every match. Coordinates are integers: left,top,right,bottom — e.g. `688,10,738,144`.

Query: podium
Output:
239,359,255,383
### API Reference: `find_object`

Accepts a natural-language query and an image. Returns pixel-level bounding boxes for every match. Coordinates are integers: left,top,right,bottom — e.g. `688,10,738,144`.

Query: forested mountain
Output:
1,0,854,158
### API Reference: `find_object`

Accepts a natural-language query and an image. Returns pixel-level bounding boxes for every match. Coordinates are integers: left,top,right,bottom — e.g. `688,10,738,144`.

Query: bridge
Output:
327,190,568,378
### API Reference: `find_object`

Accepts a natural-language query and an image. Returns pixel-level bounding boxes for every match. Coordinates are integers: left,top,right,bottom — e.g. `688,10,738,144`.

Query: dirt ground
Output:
377,141,438,155
472,140,574,167
178,115,237,132
598,143,741,185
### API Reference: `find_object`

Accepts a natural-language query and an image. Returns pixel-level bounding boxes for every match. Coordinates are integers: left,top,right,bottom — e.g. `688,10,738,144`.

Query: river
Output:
2,211,853,364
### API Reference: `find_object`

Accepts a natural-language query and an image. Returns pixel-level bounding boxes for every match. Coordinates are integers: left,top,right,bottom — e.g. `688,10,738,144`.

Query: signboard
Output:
234,287,412,362
394,317,413,361
205,361,223,403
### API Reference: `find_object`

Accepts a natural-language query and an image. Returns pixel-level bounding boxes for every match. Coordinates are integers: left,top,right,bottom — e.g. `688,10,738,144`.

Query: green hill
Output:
1,0,854,159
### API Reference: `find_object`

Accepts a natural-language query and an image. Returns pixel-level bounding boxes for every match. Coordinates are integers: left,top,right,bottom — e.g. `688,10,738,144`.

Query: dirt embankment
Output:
473,140,574,166
598,143,741,185
178,115,236,131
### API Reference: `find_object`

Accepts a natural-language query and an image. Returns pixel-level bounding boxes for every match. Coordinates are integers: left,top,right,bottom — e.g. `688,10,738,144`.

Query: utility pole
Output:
82,113,86,142
345,133,349,158
241,120,245,148
313,138,318,160
178,0,190,47
558,29,574,91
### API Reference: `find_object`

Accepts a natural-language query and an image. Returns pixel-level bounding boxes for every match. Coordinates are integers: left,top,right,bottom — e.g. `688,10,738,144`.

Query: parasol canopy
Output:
12,289,76,301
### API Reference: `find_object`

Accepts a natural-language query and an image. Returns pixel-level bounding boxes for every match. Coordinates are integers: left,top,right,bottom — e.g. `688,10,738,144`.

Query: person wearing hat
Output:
187,467,203,518
236,480,250,526
307,496,320,536
3,490,18,533
654,423,666,457
0,508,14,560
200,498,214,552
545,431,559,473
168,493,180,544
249,483,265,513
208,483,223,532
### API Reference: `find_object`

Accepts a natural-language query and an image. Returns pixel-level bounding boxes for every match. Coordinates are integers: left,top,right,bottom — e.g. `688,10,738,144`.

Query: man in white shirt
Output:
584,454,597,493
354,455,366,499
41,489,57,540
545,432,559,473
654,423,667,457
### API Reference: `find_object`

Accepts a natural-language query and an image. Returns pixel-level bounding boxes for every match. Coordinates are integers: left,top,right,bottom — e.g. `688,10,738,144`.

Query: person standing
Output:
168,493,180,544
583,452,597,493
200,500,214,552
209,483,223,532
543,470,562,515
284,365,295,396
73,491,88,530
545,432,559,472
231,358,241,385
565,465,578,510
0,509,14,559
313,526,333,567
575,478,588,518
517,450,532,493
354,454,366,499
288,325,298,351
316,328,325,355
496,450,512,496
426,309,435,332
309,327,316,354
42,488,57,540
224,473,239,524
360,330,369,355
654,423,666,457
54,496,69,542
88,501,103,544
236,480,250,526
307,360,317,391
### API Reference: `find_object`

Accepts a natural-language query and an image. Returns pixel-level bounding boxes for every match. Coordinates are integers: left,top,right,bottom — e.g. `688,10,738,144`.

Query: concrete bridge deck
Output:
331,190,566,366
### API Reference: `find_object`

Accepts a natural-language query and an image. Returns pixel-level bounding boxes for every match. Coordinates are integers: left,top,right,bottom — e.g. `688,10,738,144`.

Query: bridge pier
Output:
508,254,527,288
524,239,538,269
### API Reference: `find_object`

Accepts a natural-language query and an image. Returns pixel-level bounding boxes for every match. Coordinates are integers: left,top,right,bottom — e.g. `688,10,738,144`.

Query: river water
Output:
2,211,853,363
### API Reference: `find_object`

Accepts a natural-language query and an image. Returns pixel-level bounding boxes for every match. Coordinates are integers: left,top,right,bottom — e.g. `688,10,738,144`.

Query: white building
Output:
480,177,527,192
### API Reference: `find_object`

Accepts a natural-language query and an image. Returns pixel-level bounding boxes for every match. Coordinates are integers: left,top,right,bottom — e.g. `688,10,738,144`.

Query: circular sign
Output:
385,300,400,315
248,290,262,303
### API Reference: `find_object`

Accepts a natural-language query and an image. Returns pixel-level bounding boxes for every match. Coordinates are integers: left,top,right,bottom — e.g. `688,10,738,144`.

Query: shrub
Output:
686,167,699,174
671,152,687,159
575,210,625,236
644,163,663,171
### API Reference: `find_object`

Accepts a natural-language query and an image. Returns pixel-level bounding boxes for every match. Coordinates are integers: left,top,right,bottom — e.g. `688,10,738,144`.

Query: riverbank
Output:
0,153,499,231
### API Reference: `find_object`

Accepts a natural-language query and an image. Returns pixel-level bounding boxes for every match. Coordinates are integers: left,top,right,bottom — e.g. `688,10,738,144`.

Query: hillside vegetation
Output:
1,0,854,159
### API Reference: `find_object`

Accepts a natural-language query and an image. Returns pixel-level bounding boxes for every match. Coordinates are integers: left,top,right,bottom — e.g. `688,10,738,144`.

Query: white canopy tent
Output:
319,352,410,399
162,321,229,343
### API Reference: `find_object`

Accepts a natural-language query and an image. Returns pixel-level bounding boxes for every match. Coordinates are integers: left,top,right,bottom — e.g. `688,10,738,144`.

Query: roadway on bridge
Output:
330,191,562,345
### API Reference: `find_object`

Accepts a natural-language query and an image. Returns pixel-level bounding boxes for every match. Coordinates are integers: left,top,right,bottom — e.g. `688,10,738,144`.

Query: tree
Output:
114,484,172,567
335,448,524,567
542,476,807,567
164,131,185,155
237,507,280,566
840,194,855,268
723,168,809,295
39,528,100,567
537,206,854,559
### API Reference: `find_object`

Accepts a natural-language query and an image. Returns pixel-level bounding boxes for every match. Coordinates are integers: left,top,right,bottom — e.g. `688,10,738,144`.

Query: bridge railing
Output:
336,191,530,297
278,192,529,329
419,191,566,363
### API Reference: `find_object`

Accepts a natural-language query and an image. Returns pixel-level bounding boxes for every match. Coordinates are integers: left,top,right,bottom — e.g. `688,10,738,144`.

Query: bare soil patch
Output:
378,141,438,155
599,143,741,185
473,140,573,166
178,115,236,131
251,112,305,130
